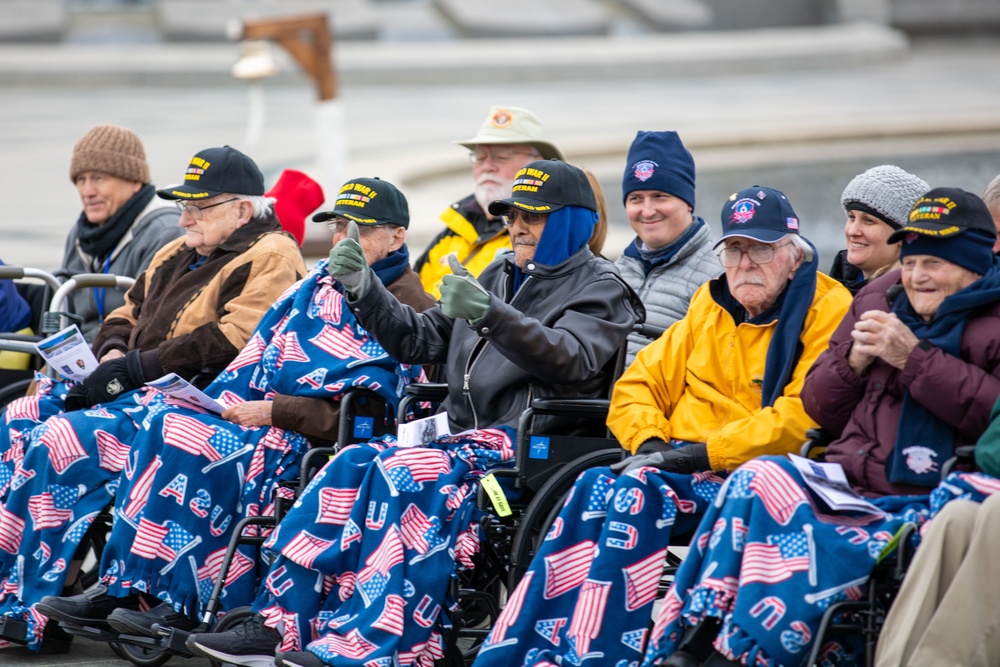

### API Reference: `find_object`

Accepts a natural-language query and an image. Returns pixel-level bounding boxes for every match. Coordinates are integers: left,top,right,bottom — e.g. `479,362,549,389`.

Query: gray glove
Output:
327,220,373,298
440,254,492,324
611,442,710,475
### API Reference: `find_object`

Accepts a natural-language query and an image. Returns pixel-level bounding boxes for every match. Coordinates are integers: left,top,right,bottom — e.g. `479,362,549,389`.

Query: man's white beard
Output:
474,175,512,217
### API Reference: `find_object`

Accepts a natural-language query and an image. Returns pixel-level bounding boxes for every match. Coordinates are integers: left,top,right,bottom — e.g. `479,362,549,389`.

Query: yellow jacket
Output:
415,195,511,299
608,272,851,471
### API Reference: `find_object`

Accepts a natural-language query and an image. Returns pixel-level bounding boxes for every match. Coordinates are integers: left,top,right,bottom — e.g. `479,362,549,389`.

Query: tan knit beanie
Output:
69,124,150,184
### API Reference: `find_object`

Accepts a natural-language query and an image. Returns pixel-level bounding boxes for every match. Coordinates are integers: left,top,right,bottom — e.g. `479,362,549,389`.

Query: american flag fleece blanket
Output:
0,260,417,650
472,466,724,667
247,429,515,667
641,458,1000,667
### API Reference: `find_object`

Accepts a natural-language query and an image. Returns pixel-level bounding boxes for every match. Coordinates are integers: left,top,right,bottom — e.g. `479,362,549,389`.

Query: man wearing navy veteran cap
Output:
329,157,641,436
471,188,849,667
66,145,306,409
314,177,434,313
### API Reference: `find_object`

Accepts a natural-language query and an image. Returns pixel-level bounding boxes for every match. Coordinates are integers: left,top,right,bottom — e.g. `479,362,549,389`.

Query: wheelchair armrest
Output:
941,444,978,478
402,382,449,401
527,398,610,418
800,427,837,459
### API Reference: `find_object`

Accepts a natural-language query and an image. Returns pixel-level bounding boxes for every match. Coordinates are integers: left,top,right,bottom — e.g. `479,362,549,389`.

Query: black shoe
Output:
185,614,281,667
276,650,329,667
108,602,199,638
35,585,140,627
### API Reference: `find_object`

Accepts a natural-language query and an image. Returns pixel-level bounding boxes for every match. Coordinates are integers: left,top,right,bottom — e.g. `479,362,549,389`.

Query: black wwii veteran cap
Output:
487,159,597,216
157,146,264,200
887,187,996,243
312,177,409,228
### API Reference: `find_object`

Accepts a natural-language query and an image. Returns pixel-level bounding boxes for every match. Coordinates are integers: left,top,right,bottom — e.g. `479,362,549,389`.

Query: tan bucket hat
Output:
456,106,564,161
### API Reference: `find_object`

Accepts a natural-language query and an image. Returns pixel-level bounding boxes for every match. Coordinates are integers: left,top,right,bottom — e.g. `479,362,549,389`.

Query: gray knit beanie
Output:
69,124,150,184
840,165,928,229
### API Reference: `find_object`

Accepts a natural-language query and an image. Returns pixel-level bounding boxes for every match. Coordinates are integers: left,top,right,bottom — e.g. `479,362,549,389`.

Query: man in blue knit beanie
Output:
614,130,721,363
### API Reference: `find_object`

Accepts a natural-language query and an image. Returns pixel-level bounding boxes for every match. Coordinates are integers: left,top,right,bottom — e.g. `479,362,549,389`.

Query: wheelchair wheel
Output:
111,639,172,667
508,448,623,590
207,606,257,667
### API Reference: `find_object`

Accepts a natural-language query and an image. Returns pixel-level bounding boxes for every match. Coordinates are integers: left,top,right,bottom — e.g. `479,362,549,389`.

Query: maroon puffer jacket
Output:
802,269,1000,497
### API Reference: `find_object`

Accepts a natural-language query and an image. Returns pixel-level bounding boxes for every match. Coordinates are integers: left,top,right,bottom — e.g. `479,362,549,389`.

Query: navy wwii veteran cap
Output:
312,177,410,228
714,185,801,248
887,187,996,243
487,159,597,216
157,146,264,200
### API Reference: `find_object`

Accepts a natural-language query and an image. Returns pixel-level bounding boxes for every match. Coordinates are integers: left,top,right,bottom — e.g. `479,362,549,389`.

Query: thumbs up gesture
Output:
327,220,373,298
440,254,491,324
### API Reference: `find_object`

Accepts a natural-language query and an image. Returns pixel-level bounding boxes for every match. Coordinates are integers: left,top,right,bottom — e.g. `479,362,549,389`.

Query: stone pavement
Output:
1,24,1000,666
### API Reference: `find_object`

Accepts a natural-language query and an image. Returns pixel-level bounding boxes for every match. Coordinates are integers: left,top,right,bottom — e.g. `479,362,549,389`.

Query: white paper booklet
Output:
35,325,100,381
397,412,450,448
146,373,226,414
789,453,887,517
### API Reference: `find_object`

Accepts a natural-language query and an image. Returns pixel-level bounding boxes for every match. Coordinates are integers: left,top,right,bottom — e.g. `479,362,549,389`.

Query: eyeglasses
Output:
325,218,388,235
500,209,547,227
468,148,538,165
718,241,792,268
175,198,239,220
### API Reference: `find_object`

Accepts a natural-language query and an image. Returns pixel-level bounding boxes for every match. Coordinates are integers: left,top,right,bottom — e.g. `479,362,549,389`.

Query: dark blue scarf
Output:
512,206,596,292
623,217,706,274
710,238,817,407
888,257,1000,486
370,245,409,289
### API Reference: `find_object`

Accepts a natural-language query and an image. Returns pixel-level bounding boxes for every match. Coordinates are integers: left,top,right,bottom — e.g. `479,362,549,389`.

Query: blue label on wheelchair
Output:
353,416,375,439
529,436,550,459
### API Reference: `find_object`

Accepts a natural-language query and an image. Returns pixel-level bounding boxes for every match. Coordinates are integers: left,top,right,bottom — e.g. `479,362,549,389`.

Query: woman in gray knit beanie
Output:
830,164,928,293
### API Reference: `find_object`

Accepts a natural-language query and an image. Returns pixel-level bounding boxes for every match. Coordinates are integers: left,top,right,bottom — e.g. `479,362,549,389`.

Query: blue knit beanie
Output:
621,130,696,209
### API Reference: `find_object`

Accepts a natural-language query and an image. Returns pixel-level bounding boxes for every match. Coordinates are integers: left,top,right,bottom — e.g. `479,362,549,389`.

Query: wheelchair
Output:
49,386,401,667
800,435,977,667
0,269,137,408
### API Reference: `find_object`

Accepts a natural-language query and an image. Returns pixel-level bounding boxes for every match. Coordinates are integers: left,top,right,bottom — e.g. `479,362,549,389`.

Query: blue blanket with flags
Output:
641,458,1000,667
472,466,724,667
248,429,514,667
0,261,418,650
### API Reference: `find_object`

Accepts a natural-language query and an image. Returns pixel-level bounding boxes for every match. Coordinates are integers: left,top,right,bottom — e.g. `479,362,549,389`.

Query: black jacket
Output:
351,248,644,433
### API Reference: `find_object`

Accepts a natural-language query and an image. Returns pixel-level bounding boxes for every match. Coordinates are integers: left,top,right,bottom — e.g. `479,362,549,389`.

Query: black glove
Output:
611,442,710,475
635,438,674,455
63,350,156,411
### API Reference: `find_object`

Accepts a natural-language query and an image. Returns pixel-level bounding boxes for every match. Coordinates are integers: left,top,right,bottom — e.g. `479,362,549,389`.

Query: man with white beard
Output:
413,105,563,298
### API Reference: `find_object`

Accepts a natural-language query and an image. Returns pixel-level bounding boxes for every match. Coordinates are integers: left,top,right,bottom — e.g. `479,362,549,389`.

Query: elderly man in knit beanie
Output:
829,164,928,294
62,124,184,340
614,130,722,364
413,105,563,299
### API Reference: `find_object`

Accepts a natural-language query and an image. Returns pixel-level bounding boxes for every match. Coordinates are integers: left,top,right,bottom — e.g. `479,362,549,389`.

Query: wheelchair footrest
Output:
0,615,28,643
153,624,196,654
57,621,121,643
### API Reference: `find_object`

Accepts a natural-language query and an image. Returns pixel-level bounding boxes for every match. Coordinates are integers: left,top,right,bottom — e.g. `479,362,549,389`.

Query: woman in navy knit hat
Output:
613,130,721,365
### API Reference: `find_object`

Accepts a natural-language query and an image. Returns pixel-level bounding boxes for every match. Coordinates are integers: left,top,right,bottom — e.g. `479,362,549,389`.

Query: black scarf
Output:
75,184,156,260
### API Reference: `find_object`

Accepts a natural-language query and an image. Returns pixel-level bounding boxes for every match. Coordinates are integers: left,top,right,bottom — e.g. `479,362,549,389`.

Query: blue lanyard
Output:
94,255,111,322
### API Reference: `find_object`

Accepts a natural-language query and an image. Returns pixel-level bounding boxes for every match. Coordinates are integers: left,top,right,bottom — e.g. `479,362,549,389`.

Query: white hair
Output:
786,234,814,263
235,195,276,220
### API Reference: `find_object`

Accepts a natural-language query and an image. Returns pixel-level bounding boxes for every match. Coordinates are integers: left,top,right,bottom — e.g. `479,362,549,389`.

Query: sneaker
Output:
35,585,140,627
276,650,329,667
185,614,281,667
108,602,199,638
